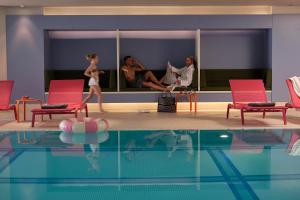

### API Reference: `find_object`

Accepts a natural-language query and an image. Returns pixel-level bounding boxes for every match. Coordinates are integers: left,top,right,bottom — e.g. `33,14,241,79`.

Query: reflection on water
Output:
17,132,37,145
59,131,109,173
123,130,194,161
0,129,292,176
288,132,300,156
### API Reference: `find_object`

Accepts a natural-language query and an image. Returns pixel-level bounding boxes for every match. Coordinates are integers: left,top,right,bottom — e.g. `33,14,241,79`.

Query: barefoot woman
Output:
82,53,105,113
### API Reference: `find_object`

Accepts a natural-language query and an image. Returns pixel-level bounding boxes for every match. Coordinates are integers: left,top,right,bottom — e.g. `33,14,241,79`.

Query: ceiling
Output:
1,0,300,7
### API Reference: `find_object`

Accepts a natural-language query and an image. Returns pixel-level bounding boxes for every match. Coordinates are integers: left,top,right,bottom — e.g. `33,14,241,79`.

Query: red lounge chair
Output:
31,80,88,127
286,79,300,109
227,80,288,125
0,80,17,120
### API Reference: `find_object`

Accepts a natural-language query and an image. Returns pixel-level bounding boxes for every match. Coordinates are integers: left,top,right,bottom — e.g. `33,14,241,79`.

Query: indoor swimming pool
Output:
0,129,300,200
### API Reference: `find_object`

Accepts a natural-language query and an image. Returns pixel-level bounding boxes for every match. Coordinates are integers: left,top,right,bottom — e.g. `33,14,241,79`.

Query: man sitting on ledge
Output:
160,56,195,91
122,56,168,92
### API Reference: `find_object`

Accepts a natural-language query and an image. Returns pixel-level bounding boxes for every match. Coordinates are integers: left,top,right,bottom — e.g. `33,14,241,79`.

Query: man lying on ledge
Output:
122,56,169,92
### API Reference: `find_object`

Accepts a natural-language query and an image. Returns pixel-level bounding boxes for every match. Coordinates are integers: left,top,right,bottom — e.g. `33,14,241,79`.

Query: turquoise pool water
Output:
0,129,300,200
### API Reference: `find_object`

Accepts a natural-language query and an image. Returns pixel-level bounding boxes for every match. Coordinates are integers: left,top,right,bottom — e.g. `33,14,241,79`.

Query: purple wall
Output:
201,30,270,69
7,16,45,101
6,15,280,102
49,38,117,70
272,15,300,101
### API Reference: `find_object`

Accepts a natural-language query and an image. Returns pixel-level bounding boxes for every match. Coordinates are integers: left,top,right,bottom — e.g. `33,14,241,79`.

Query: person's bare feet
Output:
99,109,105,113
167,85,176,92
80,104,87,111
163,87,171,92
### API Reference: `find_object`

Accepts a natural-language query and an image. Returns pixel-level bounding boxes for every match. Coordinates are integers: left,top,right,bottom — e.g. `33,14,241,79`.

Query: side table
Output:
16,97,43,122
175,91,197,112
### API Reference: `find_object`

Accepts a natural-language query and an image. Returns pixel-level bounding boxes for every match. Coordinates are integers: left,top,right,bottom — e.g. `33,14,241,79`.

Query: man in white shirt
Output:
160,56,195,91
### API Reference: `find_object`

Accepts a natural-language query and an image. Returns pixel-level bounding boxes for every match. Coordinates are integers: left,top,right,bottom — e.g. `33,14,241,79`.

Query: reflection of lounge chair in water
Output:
288,132,300,156
145,130,194,160
230,129,284,154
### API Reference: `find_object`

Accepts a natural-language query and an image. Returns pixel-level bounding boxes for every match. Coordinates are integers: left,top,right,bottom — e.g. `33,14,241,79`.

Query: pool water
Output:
0,129,300,200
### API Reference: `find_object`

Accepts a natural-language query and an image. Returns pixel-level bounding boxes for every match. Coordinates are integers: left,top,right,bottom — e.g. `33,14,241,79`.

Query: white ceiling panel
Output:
0,0,300,7
48,30,117,39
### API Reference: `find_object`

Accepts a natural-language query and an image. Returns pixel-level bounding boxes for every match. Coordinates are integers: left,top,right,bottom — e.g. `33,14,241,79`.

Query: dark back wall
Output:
48,32,269,71
49,38,117,70
120,39,195,69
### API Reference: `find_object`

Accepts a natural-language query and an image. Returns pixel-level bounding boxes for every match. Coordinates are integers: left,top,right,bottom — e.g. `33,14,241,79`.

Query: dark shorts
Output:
127,71,147,88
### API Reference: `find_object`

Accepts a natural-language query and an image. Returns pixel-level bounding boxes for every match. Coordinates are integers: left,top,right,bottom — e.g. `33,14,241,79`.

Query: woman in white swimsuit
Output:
82,53,105,113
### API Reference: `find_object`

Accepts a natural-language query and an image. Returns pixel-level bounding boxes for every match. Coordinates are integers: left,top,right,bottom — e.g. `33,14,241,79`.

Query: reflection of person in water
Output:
85,132,109,173
123,139,138,161
86,144,100,173
145,130,194,161
58,131,109,173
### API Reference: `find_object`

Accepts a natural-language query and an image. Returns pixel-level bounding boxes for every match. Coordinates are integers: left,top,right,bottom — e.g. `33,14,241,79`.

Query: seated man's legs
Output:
142,81,168,92
144,71,164,87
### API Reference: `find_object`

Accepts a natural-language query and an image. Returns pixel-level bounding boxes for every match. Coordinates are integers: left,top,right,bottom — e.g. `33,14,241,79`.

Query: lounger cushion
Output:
41,104,68,109
248,102,276,107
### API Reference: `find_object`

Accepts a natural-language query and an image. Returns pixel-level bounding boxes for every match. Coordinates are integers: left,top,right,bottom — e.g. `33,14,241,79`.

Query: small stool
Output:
175,91,197,112
16,97,43,122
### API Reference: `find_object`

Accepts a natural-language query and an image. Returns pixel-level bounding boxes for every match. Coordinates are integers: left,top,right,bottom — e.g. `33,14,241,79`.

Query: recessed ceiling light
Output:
220,134,229,138
20,4,25,8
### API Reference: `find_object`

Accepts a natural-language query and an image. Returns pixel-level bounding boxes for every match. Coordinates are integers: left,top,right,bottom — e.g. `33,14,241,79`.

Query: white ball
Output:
72,122,85,134
96,119,108,131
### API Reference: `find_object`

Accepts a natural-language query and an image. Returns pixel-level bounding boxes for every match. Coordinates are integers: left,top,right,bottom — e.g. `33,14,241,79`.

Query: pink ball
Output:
85,119,98,133
59,120,73,133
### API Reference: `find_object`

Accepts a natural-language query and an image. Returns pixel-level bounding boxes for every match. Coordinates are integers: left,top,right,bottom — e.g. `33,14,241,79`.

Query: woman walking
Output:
82,53,105,113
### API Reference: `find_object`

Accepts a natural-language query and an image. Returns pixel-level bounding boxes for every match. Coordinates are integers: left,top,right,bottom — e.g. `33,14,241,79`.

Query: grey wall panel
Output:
272,15,300,101
49,38,117,70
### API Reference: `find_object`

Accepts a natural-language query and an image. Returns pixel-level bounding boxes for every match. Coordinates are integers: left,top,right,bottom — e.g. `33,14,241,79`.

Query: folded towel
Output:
248,102,275,107
289,76,300,97
41,104,68,109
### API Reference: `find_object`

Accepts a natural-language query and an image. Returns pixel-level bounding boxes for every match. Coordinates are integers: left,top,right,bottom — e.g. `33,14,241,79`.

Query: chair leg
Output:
13,106,17,120
282,109,287,125
189,95,192,112
241,109,245,125
175,94,179,112
49,114,52,120
31,113,36,127
85,104,89,117
194,94,197,113
75,110,78,118
263,111,266,118
226,104,230,119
